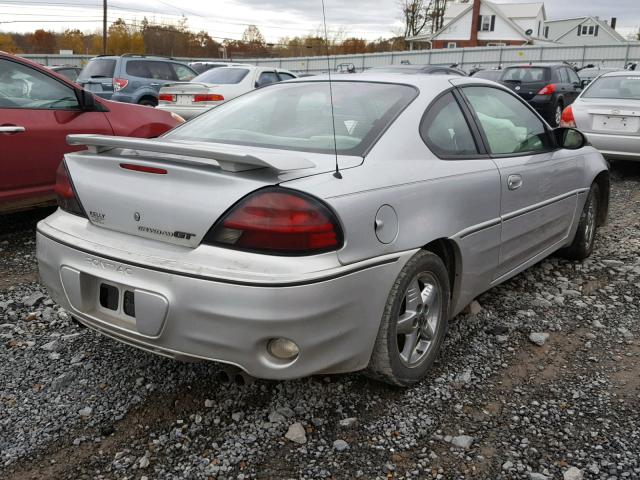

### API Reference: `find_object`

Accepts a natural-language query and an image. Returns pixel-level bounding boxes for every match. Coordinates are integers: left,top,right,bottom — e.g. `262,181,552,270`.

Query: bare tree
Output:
399,0,451,38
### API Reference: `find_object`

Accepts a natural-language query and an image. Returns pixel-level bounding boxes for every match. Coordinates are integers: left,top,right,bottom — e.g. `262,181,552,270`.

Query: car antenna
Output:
321,0,342,179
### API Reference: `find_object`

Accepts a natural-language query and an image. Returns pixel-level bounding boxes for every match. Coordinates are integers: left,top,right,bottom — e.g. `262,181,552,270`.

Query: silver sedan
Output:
561,70,640,161
37,74,609,386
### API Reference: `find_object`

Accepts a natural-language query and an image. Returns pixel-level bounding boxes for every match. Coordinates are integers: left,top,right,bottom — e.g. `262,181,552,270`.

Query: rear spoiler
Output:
67,134,316,173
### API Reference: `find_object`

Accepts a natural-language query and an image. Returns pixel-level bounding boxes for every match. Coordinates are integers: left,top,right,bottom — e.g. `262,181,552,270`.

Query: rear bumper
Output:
156,104,211,120
36,216,411,379
582,132,640,161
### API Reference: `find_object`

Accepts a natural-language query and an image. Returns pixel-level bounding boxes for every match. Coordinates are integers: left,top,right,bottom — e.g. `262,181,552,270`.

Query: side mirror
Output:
76,88,98,111
555,127,587,150
580,79,590,88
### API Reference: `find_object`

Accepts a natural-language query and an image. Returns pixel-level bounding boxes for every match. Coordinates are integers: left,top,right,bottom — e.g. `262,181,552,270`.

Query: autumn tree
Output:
0,33,20,53
58,29,85,54
107,19,144,55
27,29,56,53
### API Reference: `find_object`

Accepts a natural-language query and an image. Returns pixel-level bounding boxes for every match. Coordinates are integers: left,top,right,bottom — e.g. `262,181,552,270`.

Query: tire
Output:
365,250,450,387
561,183,600,260
551,102,563,127
138,97,157,107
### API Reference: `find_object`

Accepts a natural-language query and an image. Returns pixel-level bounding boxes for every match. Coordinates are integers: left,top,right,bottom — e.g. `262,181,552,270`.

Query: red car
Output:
0,52,183,213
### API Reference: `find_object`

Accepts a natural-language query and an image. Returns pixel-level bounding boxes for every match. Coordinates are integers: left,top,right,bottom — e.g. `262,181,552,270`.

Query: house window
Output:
447,42,457,49
580,24,598,36
487,42,507,47
544,26,549,38
479,15,495,32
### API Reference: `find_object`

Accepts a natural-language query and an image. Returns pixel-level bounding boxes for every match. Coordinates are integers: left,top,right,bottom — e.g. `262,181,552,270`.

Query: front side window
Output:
166,81,417,156
583,76,640,100
420,92,478,157
193,68,250,85
463,86,551,155
278,72,296,81
147,62,175,80
0,59,79,110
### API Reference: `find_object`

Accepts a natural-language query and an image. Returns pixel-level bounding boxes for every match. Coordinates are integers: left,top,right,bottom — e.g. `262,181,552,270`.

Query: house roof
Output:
550,16,627,43
407,0,544,42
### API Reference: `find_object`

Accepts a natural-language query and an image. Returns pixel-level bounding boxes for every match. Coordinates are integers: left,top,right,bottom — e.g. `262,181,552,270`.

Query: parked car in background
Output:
0,52,183,214
577,66,619,87
189,61,231,74
37,74,608,386
48,65,83,82
471,69,503,81
561,70,640,162
76,54,198,107
499,63,583,126
369,64,467,76
157,65,297,120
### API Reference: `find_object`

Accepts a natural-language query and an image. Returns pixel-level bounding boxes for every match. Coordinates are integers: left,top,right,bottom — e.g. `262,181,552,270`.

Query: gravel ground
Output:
1,163,639,480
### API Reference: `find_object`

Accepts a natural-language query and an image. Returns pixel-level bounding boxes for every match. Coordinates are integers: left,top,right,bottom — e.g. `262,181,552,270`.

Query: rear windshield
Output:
193,68,250,84
80,59,116,78
502,67,548,83
190,63,226,74
166,81,417,156
583,76,640,99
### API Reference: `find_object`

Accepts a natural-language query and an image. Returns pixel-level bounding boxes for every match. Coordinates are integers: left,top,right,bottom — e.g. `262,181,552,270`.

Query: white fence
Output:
21,43,640,73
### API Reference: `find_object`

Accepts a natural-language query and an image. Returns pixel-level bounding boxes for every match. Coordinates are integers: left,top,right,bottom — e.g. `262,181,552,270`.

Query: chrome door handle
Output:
507,174,523,190
0,125,26,133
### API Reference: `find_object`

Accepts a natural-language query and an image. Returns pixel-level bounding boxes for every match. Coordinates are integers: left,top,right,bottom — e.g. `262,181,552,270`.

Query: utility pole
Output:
102,0,107,54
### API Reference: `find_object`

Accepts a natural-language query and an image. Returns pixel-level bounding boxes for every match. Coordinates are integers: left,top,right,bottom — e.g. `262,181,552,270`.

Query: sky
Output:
0,0,638,42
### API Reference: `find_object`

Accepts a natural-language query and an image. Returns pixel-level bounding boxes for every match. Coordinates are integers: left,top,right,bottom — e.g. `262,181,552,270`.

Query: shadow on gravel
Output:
0,207,55,237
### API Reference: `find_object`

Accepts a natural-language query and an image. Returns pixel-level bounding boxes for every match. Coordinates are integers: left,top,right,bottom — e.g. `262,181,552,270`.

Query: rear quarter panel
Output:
101,100,180,137
282,89,502,313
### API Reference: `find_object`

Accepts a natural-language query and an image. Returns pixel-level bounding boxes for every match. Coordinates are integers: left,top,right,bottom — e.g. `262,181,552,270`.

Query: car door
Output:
0,57,113,208
460,85,580,281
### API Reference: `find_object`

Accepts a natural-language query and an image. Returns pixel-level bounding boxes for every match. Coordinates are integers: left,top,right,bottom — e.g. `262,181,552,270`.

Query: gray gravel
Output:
1,165,640,479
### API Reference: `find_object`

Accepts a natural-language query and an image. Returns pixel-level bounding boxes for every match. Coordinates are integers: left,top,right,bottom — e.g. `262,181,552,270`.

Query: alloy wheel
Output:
396,272,442,368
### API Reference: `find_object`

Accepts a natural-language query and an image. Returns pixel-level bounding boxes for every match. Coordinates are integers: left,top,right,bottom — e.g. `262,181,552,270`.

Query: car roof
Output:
600,70,640,77
505,63,567,69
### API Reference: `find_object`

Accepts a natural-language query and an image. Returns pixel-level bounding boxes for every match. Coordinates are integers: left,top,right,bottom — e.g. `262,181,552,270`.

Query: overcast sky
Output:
0,0,638,41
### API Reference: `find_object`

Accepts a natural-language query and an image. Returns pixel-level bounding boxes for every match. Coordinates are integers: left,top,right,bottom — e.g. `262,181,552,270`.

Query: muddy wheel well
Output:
593,171,610,226
422,238,459,299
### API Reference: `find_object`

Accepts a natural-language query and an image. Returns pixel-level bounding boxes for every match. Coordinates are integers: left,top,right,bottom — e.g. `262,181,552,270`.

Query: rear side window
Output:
193,68,250,84
80,59,115,78
257,71,279,87
502,67,548,83
420,92,478,157
126,60,175,80
172,63,196,81
583,76,640,100
463,86,551,155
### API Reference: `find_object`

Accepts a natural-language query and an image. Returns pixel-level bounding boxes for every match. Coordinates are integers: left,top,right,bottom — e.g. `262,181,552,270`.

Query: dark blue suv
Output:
77,54,197,106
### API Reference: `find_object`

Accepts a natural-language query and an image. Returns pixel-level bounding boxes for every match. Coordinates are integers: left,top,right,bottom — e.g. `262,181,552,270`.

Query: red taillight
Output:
113,78,128,91
203,189,343,255
159,93,176,102
537,84,556,95
54,161,85,217
193,93,224,102
560,105,576,128
120,163,168,174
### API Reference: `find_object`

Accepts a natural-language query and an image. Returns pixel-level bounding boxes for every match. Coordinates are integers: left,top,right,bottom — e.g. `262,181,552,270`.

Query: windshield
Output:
193,67,250,84
583,76,640,99
166,81,417,155
502,67,548,83
80,59,116,78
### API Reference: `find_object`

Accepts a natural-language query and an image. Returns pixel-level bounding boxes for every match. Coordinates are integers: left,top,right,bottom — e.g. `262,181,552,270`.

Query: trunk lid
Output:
159,82,225,106
574,98,640,135
64,137,361,248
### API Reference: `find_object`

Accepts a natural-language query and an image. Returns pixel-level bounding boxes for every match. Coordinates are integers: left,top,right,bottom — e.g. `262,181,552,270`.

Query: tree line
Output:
0,17,409,59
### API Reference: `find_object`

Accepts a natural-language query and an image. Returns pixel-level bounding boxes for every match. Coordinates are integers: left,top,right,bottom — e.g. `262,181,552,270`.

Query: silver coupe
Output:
37,73,609,386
